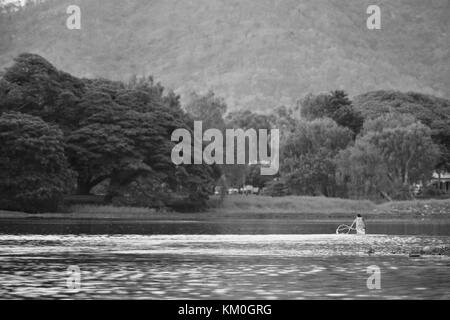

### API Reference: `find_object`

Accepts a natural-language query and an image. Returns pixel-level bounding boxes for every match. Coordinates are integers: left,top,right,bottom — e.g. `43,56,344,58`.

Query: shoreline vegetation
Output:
1,53,450,215
0,196,449,221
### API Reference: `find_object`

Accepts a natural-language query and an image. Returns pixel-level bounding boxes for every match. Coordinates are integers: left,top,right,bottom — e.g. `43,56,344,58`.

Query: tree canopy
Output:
0,53,220,211
353,90,450,172
281,118,353,196
337,114,440,200
300,90,364,135
0,112,72,212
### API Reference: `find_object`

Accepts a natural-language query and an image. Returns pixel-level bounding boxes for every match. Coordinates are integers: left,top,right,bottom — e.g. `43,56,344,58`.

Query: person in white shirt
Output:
350,214,366,235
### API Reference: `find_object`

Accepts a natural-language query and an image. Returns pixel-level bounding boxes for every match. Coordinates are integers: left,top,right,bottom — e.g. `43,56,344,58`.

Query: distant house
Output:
241,185,259,195
429,172,450,194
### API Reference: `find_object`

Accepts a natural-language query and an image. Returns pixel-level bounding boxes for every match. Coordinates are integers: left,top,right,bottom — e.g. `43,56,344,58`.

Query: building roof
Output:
432,172,450,179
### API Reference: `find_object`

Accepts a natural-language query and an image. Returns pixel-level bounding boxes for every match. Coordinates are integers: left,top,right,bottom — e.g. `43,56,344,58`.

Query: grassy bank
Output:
0,195,449,220
212,195,450,219
215,195,376,215
376,199,450,218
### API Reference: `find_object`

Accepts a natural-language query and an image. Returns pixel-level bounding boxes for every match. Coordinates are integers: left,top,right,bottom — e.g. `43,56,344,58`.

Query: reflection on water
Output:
0,219,449,235
0,234,449,299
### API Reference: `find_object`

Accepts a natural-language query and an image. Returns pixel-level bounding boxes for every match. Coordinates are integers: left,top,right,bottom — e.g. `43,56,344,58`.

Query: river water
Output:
0,219,449,299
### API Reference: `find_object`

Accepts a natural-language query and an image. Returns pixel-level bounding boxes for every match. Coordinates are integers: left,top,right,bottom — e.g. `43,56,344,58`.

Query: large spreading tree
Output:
336,114,440,200
0,53,220,210
353,90,450,173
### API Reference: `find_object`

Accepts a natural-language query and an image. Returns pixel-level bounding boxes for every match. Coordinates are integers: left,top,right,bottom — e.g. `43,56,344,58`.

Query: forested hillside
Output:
1,0,448,111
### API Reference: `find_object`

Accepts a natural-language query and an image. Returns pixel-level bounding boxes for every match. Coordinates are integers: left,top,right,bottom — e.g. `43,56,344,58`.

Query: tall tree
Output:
281,118,353,196
0,112,72,212
337,114,440,200
185,90,227,130
353,90,450,173
300,90,364,135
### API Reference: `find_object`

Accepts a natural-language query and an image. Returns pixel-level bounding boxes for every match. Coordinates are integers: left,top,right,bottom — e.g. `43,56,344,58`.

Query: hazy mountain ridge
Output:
0,0,449,111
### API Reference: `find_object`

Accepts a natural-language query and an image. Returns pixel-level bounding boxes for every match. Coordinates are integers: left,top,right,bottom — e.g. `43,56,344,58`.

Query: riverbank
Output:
0,195,449,221
214,195,450,219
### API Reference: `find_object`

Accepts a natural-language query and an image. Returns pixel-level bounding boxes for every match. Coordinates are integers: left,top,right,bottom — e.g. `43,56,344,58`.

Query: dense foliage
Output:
0,53,449,211
300,90,364,135
0,112,72,212
353,91,450,172
336,114,440,200
0,53,219,212
281,118,353,197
